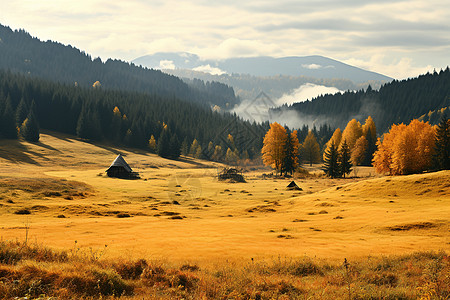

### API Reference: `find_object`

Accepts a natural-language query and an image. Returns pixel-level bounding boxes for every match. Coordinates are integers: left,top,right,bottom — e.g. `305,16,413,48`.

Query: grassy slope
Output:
0,131,449,265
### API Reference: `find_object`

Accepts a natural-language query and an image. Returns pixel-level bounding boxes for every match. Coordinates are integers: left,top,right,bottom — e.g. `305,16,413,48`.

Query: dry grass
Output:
0,131,449,298
0,240,448,299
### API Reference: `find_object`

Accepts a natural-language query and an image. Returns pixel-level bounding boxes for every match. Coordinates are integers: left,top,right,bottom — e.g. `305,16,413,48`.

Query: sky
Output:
1,0,449,79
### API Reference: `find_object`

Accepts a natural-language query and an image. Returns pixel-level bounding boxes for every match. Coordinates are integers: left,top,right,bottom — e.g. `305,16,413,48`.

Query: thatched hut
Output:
218,167,246,182
106,154,139,179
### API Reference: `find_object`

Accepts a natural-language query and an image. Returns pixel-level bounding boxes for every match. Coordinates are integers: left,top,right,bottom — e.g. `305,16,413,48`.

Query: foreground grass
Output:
0,241,448,299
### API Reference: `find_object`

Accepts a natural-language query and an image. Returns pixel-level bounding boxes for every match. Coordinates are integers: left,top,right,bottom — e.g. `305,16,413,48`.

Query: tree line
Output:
0,70,267,161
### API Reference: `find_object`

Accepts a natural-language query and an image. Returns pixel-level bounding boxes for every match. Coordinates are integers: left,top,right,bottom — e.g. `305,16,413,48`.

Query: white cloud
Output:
302,64,322,70
276,83,341,105
159,60,176,70
192,64,226,75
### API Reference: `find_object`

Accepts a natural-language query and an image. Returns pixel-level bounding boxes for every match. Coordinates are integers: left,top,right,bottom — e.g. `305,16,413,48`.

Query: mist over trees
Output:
274,68,450,134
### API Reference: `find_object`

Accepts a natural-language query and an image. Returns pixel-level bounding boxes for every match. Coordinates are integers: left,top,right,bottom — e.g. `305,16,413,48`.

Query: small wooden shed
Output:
106,154,139,179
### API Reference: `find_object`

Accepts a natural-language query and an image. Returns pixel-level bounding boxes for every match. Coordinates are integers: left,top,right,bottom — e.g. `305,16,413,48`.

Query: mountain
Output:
133,52,393,83
0,24,238,108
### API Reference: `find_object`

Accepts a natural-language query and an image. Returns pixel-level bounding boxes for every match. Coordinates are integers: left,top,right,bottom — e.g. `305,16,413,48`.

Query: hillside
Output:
273,68,450,132
0,24,238,108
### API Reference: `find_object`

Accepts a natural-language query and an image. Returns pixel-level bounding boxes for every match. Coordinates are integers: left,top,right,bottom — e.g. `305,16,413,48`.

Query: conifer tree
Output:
282,128,300,175
339,139,352,178
15,97,28,127
20,101,40,142
433,113,450,170
180,137,189,156
1,96,18,139
157,128,171,158
169,133,181,159
322,142,340,178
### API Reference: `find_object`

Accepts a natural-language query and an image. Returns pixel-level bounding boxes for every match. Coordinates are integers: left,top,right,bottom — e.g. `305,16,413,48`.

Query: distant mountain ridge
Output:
133,52,393,83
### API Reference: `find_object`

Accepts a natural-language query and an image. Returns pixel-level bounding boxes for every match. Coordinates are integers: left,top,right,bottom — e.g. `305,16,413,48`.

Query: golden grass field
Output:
0,131,449,263
0,132,449,299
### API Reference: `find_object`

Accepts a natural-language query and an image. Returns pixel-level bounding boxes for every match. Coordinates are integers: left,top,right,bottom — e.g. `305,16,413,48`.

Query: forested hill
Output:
0,24,238,108
0,70,267,160
273,68,450,133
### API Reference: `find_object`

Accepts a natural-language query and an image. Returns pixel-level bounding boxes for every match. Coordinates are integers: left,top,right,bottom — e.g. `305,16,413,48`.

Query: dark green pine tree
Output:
322,142,340,178
1,96,18,139
339,139,352,178
157,128,171,158
169,133,181,159
282,128,296,176
15,97,28,127
76,105,102,140
180,137,189,156
363,127,377,166
433,113,450,170
20,101,40,142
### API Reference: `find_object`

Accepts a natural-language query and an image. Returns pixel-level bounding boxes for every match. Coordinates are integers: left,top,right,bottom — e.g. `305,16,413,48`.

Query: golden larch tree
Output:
373,120,435,175
362,116,377,141
262,122,287,174
341,119,363,150
301,130,321,166
351,136,368,166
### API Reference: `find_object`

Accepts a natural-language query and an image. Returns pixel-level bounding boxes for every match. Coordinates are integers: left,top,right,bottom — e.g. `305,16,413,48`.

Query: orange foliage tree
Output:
340,119,363,150
262,122,301,175
301,130,321,166
262,122,287,174
373,119,435,175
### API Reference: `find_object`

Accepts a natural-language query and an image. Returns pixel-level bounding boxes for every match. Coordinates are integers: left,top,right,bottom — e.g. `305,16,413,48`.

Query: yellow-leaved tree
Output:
301,130,321,166
261,122,287,174
373,119,435,175
340,119,363,150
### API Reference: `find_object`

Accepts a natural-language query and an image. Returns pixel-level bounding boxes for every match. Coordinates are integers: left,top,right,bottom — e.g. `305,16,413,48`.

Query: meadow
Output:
0,131,449,299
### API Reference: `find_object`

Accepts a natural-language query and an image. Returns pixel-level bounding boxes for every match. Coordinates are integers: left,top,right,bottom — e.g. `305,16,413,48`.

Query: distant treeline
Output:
0,24,239,108
274,68,450,133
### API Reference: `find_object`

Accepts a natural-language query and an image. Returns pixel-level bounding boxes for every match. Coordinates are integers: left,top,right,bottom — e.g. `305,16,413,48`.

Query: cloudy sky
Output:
1,0,449,79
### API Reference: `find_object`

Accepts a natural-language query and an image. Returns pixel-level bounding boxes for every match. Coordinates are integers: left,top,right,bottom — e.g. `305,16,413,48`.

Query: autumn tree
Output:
301,130,321,166
351,136,368,166
262,122,287,174
189,139,200,157
373,119,435,175
339,140,352,178
322,142,340,178
148,135,157,153
340,119,363,150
